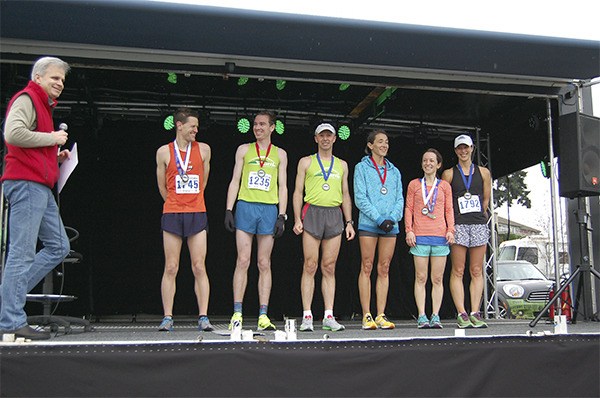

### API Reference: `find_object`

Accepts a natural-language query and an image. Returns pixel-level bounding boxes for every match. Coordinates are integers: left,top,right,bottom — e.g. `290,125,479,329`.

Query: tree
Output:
493,170,532,209
497,233,525,244
494,170,532,241
535,209,570,278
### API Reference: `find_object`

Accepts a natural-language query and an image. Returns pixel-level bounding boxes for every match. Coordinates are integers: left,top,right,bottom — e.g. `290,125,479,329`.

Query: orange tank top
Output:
163,141,206,214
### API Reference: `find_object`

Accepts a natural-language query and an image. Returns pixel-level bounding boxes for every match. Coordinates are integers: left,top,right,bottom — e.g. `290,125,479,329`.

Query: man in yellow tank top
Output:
224,111,288,331
292,123,356,332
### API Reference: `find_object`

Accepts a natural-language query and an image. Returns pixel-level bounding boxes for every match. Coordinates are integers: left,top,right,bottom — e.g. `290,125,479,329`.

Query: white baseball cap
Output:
314,123,336,135
454,134,473,148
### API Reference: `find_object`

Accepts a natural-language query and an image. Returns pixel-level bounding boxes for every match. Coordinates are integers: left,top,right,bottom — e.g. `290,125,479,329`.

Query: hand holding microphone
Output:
52,123,68,146
55,123,70,162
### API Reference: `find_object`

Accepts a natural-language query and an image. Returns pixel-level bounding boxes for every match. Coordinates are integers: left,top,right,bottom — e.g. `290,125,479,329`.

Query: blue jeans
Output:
0,180,70,330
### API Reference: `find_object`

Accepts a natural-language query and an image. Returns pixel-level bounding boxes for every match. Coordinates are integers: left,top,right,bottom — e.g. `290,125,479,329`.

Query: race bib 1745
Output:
175,174,200,194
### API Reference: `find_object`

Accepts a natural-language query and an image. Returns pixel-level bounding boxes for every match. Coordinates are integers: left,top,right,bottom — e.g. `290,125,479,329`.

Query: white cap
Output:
454,134,473,148
315,123,336,135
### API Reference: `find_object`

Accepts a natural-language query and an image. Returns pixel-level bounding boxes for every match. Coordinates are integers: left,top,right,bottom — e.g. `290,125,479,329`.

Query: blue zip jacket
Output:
353,156,404,234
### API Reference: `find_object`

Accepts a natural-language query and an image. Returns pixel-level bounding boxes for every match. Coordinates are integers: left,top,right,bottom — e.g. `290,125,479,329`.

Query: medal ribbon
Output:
457,163,474,193
316,153,334,182
255,142,272,168
173,140,191,177
369,156,387,189
421,178,440,213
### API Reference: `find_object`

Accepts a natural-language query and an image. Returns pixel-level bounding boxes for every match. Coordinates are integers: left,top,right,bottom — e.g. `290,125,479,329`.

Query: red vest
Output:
2,81,59,188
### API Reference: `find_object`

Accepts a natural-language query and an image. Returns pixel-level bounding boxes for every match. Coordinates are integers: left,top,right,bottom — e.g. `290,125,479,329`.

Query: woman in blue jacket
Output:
354,130,404,329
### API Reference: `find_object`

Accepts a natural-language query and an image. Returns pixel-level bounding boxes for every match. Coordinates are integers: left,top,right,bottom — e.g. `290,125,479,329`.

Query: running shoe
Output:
375,313,395,329
469,312,488,328
457,312,474,329
429,314,443,329
158,316,174,331
257,314,276,331
322,315,345,331
229,312,243,330
198,317,214,332
417,314,430,329
299,315,314,332
362,313,377,330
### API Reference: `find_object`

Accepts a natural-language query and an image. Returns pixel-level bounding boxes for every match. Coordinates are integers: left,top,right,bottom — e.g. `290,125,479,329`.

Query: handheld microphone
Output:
57,123,68,154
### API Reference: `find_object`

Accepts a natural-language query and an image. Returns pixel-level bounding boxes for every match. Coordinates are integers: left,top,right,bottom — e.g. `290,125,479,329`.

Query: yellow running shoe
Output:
229,312,242,330
375,313,395,329
362,313,377,330
257,314,276,331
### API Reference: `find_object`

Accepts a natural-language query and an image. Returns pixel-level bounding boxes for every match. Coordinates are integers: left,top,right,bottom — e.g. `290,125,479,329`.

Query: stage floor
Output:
6,315,599,345
2,316,599,397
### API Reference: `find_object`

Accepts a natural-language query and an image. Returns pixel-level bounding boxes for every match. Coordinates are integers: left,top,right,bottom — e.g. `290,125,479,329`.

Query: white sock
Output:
324,310,333,318
303,310,313,319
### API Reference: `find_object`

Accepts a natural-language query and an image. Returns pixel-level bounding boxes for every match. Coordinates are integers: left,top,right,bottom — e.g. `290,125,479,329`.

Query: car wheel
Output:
497,301,509,319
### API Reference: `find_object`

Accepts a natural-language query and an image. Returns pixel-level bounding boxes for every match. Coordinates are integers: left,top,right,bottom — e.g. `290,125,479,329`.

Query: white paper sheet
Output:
57,142,78,193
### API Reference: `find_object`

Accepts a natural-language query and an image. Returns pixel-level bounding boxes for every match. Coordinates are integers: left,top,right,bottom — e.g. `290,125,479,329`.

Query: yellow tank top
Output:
304,154,343,207
238,142,280,204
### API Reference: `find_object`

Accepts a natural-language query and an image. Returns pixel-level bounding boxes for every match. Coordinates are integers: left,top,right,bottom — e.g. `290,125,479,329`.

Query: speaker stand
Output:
530,199,600,327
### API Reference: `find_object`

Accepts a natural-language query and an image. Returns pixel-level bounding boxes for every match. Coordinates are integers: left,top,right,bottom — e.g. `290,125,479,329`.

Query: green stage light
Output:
376,87,397,107
339,83,350,91
237,118,251,133
275,120,285,135
540,160,551,178
276,80,286,90
338,125,351,140
163,115,175,130
167,73,177,84
237,77,249,86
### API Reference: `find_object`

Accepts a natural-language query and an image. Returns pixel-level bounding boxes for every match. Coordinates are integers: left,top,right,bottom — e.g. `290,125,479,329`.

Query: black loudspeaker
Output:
558,112,600,198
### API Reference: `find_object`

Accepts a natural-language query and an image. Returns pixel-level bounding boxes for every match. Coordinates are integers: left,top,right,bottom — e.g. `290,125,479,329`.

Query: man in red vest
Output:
0,57,71,340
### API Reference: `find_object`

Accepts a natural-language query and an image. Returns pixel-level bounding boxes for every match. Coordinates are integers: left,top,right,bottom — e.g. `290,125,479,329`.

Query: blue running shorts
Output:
235,200,277,235
410,244,450,257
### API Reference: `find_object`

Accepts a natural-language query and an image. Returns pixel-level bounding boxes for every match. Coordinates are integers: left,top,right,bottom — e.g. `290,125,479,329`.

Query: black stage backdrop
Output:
27,118,495,320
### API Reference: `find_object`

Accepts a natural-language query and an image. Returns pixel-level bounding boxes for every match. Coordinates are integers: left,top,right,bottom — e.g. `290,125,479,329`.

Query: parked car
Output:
494,260,554,319
499,236,570,280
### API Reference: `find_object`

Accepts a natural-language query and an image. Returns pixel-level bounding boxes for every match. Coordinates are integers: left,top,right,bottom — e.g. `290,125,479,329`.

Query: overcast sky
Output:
153,0,600,40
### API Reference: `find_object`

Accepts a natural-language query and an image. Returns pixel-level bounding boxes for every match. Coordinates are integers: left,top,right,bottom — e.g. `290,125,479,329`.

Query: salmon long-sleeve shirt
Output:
405,178,455,244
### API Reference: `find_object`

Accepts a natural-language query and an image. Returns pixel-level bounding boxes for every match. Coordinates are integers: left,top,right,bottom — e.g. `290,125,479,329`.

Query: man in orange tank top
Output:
155,108,213,332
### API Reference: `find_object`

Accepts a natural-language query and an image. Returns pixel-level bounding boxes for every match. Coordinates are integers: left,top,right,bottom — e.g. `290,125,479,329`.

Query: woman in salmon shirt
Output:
405,148,455,329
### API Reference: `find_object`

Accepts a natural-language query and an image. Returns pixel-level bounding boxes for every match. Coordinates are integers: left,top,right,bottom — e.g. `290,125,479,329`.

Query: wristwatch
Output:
345,220,354,226
278,214,288,221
